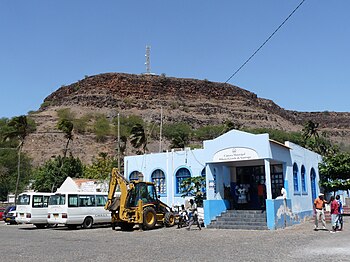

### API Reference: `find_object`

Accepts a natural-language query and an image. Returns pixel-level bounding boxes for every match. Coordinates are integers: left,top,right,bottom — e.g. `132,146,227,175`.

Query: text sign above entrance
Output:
213,147,259,162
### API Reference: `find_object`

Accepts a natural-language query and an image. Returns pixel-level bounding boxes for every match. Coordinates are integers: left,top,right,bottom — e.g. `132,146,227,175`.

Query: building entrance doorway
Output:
232,164,284,210
234,166,265,210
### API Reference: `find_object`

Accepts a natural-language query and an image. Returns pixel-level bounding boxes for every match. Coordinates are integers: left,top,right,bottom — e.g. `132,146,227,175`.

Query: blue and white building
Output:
124,129,322,230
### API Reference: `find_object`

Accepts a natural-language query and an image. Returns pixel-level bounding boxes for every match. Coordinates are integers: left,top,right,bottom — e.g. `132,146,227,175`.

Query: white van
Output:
47,192,111,229
16,192,54,228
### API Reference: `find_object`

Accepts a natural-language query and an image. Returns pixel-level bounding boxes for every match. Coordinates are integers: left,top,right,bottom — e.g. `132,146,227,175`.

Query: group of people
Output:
177,199,201,231
314,193,343,232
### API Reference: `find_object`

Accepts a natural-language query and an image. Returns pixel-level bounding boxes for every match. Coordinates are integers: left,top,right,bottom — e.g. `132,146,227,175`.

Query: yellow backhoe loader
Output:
104,168,176,231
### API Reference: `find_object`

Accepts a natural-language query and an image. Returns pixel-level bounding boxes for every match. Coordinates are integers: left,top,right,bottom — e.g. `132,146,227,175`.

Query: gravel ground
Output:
1,217,349,262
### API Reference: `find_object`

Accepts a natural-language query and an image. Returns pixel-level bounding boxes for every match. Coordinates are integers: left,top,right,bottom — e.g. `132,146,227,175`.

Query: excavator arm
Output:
104,168,130,211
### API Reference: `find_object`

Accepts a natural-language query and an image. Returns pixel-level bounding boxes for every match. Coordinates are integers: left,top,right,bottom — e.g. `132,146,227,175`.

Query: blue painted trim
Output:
266,199,275,230
203,199,229,226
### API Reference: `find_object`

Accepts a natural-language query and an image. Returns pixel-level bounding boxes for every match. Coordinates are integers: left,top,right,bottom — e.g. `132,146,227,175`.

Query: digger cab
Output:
126,182,158,208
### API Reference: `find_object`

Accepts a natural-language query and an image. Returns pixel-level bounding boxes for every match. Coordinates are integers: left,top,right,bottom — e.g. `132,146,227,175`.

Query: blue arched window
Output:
301,165,307,194
175,168,191,195
201,168,206,178
151,169,166,195
129,171,142,181
293,163,299,193
201,168,207,194
310,168,317,201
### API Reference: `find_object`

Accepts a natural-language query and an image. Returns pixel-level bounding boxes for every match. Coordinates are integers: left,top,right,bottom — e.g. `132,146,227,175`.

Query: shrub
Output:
94,115,111,142
57,108,75,121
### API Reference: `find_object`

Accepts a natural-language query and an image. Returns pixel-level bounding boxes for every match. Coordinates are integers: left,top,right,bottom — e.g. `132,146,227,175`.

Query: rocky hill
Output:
23,73,350,166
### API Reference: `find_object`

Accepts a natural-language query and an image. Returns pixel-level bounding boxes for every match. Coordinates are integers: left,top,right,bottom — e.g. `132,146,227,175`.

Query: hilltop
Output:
23,73,350,165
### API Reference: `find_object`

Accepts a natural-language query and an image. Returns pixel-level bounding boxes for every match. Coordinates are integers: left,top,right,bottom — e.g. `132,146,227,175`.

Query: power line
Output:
225,0,306,83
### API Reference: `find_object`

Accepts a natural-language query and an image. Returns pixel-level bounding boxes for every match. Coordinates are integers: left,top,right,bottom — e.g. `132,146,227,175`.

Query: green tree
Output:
57,119,74,158
180,176,206,207
163,122,191,149
221,120,241,134
130,123,147,154
303,120,319,141
3,115,35,203
84,152,117,180
0,148,32,201
319,152,350,193
32,155,83,192
194,125,224,141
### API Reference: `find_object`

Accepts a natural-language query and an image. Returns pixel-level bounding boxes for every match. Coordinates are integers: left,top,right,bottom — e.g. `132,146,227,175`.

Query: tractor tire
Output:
82,217,93,229
120,222,134,231
143,206,157,230
164,212,175,227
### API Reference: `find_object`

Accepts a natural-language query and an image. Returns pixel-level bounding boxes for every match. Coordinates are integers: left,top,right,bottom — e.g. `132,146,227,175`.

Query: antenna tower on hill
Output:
144,45,153,75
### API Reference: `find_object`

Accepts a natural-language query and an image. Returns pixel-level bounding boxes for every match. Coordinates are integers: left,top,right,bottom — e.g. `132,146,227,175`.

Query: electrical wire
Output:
225,0,306,83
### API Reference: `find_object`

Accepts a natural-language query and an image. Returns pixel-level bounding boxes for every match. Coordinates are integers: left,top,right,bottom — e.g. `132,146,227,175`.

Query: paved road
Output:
1,218,349,262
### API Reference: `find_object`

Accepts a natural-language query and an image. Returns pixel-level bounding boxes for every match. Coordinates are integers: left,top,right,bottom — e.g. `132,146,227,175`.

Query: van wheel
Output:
82,217,93,229
143,207,157,230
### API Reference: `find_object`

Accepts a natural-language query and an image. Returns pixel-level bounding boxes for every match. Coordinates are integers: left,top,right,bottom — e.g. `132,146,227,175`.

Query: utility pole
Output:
159,106,163,153
117,113,120,171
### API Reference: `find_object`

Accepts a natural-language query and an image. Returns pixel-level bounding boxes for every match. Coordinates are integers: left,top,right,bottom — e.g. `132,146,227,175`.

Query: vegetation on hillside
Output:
0,117,34,201
1,111,349,201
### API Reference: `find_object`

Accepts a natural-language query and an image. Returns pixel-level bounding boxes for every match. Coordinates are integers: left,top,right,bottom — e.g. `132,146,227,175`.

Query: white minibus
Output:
47,192,111,229
16,192,54,228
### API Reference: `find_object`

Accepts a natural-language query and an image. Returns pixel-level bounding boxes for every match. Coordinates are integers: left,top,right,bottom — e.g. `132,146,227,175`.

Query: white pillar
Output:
264,159,272,199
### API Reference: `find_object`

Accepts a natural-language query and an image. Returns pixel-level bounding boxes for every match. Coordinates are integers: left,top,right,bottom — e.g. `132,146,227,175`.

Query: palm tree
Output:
130,123,147,154
57,119,74,158
3,116,30,204
302,120,319,141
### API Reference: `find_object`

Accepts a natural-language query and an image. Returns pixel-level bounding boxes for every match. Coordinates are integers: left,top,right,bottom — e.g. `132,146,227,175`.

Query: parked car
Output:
3,206,16,224
0,207,5,220
5,210,17,224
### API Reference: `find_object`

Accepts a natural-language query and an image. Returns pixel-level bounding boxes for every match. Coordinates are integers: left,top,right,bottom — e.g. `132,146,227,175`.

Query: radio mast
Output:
145,45,152,75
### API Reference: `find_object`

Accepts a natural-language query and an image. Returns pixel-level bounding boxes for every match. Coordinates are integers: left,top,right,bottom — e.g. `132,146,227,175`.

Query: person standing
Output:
335,195,343,230
257,182,266,210
330,195,339,233
314,193,327,230
186,199,201,231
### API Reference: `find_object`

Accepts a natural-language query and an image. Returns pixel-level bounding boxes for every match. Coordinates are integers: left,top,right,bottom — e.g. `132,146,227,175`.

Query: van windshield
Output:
18,194,30,205
49,194,66,205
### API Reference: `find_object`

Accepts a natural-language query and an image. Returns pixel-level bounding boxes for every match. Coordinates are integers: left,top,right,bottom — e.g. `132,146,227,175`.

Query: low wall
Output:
266,198,312,230
203,199,230,226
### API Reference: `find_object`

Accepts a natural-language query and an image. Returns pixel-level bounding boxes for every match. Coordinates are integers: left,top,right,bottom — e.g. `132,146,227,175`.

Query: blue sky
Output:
1,0,349,118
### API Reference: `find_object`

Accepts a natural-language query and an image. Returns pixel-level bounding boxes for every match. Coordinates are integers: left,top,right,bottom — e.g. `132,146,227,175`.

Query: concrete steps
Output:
207,210,268,230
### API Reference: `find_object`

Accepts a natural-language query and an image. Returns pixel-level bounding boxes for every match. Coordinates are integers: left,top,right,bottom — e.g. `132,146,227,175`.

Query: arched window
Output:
201,168,207,194
293,163,299,193
175,168,191,194
301,165,307,194
129,171,142,181
310,168,317,201
151,169,166,195
201,168,206,178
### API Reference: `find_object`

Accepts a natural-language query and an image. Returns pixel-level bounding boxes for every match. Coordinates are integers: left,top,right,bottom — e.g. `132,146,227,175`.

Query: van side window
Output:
33,195,44,208
43,196,50,207
68,195,78,207
78,195,95,207
96,195,107,206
